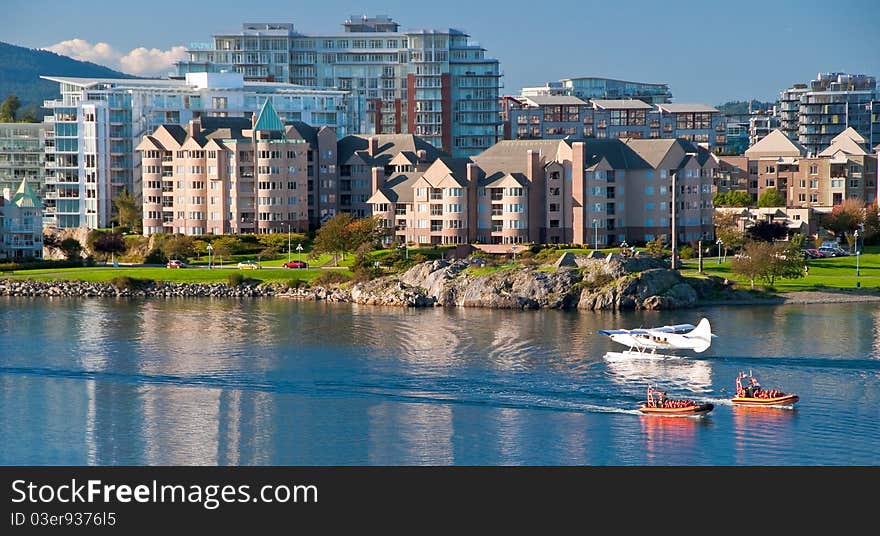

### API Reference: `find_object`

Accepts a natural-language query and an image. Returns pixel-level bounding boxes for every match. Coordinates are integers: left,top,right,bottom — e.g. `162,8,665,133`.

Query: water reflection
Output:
2,298,880,465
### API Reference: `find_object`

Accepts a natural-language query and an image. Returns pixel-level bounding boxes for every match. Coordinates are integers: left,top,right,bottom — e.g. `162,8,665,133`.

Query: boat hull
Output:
639,403,714,417
731,394,799,407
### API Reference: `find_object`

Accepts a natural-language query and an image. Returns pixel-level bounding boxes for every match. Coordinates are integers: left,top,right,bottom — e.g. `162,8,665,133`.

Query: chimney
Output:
416,149,426,162
466,162,479,244
368,136,379,156
371,166,384,193
189,117,202,138
526,149,541,181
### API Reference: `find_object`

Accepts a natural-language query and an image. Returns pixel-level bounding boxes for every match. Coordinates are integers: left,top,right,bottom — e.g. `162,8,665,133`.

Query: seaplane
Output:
598,318,716,360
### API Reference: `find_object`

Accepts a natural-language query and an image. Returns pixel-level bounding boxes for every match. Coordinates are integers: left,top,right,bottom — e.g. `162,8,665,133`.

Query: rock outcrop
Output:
1,254,729,311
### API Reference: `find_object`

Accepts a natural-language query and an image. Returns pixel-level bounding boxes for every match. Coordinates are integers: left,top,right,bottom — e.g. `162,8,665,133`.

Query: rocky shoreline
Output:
2,256,876,309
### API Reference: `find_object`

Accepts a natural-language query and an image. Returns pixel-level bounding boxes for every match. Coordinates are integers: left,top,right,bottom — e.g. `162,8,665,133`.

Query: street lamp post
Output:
716,238,723,264
510,243,519,261
296,243,304,267
592,219,599,252
287,224,291,263
854,229,860,287
206,243,213,269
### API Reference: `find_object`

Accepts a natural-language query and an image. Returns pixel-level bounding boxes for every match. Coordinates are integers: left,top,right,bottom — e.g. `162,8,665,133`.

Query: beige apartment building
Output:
137,100,313,235
743,127,877,208
369,138,716,246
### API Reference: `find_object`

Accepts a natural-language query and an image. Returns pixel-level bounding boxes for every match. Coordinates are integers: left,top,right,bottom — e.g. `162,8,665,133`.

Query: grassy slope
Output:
680,249,880,291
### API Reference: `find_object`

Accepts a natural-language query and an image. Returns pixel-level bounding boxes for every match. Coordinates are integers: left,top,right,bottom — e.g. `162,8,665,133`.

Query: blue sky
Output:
5,0,879,104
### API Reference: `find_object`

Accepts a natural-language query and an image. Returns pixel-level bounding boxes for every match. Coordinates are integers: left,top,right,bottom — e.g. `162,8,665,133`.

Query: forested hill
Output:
0,41,136,119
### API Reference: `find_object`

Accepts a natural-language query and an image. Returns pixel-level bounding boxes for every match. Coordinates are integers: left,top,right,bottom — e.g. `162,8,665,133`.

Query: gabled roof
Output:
831,127,866,145
481,172,529,188
286,121,319,145
618,138,676,168
198,117,252,140
136,136,166,152
818,130,869,157
473,139,565,175
155,124,187,145
12,177,41,209
744,129,806,158
337,134,442,167
369,172,423,204
253,98,285,132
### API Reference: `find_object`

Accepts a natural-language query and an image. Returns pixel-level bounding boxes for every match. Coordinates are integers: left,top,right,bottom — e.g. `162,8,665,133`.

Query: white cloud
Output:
119,46,187,76
43,39,187,77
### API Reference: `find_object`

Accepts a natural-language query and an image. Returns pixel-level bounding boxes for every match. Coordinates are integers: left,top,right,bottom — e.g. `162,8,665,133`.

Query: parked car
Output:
166,259,187,268
283,260,309,269
804,248,825,259
818,247,841,257
833,247,850,257
237,260,261,270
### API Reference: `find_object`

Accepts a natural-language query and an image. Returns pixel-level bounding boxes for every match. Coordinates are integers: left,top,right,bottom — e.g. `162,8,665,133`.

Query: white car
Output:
237,260,261,270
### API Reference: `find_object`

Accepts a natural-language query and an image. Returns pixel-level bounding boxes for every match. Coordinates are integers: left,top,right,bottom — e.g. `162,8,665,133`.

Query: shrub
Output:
144,248,168,265
313,271,351,287
227,273,246,287
0,259,83,271
285,279,310,290
679,245,694,259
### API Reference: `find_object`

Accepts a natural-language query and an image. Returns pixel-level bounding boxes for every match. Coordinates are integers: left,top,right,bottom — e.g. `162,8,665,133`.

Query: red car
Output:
283,260,309,269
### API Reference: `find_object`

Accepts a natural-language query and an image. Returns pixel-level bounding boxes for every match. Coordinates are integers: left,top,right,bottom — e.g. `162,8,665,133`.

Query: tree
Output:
113,188,141,233
645,237,666,258
731,239,804,289
162,234,196,261
0,95,21,122
59,237,83,260
821,198,865,238
714,210,746,257
346,215,386,251
713,190,752,207
210,241,232,264
92,232,127,261
747,220,787,242
312,213,354,265
757,188,786,208
863,203,880,245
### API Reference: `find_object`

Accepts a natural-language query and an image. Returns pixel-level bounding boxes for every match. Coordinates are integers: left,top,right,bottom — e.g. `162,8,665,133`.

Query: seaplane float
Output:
598,318,716,360
639,386,714,417
731,370,799,408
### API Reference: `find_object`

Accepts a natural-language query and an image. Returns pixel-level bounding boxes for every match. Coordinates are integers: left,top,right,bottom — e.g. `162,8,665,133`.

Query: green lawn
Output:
680,251,880,291
3,266,337,284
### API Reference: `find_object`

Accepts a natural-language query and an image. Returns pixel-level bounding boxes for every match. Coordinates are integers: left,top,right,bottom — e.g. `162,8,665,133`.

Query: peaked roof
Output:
831,127,866,145
253,98,285,132
12,177,41,209
819,129,869,157
744,129,806,158
337,134,442,167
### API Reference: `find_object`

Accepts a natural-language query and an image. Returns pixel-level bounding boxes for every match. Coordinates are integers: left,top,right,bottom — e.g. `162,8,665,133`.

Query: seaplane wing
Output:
599,318,716,355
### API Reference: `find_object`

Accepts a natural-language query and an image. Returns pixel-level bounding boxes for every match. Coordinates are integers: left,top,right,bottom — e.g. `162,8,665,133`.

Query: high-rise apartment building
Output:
0,123,45,223
175,16,502,157
778,73,880,155
41,72,350,229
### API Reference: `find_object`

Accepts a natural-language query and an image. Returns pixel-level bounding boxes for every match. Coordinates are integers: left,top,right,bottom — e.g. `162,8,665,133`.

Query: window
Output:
445,204,462,213
810,180,818,189
645,186,654,195
810,164,818,175
645,202,654,211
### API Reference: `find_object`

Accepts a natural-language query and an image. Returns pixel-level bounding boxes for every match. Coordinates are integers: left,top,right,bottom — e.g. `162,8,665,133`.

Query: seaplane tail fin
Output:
690,318,713,353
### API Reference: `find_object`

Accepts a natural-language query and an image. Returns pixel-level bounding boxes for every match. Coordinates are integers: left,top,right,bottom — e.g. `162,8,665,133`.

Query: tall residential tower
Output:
175,16,503,157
